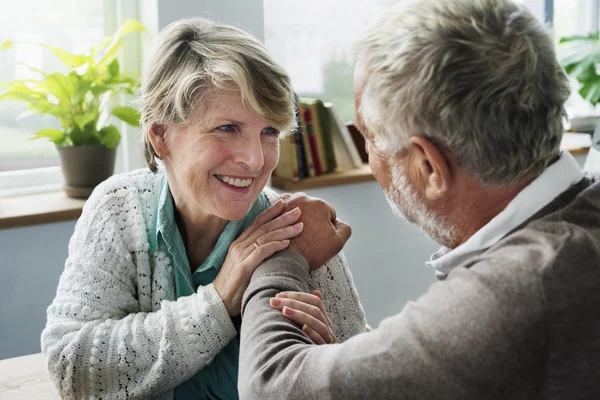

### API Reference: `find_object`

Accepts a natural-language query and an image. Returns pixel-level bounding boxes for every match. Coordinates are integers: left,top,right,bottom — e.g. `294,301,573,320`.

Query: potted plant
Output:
0,20,145,198
559,31,600,133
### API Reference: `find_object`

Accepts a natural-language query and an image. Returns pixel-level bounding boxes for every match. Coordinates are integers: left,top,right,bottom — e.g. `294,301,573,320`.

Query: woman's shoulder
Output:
82,168,163,220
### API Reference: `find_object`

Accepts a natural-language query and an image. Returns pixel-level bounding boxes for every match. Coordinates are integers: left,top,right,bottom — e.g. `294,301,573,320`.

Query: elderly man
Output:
238,0,600,398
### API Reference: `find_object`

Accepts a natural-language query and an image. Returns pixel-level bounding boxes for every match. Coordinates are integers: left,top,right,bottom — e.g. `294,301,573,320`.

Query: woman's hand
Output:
269,290,336,345
214,199,303,317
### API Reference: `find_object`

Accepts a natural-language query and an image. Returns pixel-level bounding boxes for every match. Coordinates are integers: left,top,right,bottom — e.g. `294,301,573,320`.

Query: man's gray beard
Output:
384,163,458,247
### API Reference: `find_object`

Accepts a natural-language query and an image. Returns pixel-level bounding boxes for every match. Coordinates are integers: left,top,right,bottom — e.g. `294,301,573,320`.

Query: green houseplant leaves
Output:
559,31,600,106
0,19,145,149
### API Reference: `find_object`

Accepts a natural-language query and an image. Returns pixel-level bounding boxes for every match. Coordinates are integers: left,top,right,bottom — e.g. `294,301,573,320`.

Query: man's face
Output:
353,72,457,246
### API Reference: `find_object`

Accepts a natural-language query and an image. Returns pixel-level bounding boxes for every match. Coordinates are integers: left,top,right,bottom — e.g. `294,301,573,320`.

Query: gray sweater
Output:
239,176,600,400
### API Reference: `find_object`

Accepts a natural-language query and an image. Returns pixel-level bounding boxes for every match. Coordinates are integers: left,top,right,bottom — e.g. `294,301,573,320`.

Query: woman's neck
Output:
171,190,228,272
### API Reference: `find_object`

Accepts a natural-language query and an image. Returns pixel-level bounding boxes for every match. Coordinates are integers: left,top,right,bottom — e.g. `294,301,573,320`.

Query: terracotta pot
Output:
56,145,116,199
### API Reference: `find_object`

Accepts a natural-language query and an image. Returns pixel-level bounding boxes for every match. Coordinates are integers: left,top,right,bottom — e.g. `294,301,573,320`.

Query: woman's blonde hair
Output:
140,18,296,172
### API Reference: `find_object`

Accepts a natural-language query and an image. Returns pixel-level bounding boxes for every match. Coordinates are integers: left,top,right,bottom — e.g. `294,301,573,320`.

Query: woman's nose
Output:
236,135,264,171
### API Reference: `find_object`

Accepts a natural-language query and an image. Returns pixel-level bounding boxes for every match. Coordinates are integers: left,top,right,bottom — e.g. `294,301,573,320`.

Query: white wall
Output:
155,0,264,39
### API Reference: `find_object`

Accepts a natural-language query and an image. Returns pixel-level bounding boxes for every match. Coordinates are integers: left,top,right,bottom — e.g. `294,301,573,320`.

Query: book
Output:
273,132,299,180
300,104,324,176
346,123,369,163
292,93,308,179
297,101,316,177
302,98,336,173
324,102,363,169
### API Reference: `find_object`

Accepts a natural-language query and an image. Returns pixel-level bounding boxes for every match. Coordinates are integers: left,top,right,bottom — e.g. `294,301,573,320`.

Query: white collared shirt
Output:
426,151,585,279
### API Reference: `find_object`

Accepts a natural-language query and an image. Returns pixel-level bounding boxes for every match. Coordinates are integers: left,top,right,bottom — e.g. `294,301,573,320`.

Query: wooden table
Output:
0,353,56,399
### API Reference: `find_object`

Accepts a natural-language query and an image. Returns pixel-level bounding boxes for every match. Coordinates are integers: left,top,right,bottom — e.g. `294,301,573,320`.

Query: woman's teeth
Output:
216,175,253,188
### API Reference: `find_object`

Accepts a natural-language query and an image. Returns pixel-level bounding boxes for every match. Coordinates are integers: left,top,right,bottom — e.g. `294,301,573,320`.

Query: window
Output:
264,0,394,123
264,0,600,126
0,1,105,174
0,0,105,195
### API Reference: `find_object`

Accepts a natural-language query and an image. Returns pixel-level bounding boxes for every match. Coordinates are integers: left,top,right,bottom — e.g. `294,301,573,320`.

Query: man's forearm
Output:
239,250,338,399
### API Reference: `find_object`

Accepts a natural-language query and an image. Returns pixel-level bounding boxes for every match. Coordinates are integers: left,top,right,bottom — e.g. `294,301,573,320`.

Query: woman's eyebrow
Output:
213,118,246,126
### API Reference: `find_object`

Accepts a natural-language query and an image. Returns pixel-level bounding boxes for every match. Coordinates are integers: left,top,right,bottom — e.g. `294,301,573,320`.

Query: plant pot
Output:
56,145,116,199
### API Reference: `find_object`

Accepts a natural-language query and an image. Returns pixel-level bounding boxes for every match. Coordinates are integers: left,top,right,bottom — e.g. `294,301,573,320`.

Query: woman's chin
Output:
214,204,253,221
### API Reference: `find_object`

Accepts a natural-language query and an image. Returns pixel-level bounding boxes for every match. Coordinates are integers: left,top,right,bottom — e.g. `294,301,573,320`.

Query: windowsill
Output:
0,191,86,230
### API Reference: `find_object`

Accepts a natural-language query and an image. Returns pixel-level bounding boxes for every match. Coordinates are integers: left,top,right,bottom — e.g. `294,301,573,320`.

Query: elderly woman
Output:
41,18,366,399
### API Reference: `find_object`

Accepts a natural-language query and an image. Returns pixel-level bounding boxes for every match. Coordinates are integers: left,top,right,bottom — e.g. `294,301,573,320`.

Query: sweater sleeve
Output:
40,185,237,399
238,251,546,400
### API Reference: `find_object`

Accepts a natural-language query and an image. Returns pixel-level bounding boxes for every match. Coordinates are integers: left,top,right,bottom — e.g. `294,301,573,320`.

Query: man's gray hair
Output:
354,0,570,185
140,18,296,172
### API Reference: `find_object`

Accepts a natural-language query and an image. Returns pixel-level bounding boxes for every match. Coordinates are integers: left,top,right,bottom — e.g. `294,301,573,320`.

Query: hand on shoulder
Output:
279,192,352,270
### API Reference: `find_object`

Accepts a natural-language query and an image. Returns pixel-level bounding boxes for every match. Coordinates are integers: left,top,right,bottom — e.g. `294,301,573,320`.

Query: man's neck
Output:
445,176,534,248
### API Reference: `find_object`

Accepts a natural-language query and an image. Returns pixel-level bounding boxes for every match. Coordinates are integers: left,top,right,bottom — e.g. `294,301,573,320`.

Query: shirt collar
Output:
426,151,585,279
149,172,169,253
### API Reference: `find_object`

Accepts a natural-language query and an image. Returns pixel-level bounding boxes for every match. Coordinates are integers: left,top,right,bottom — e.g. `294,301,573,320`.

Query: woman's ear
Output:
148,123,168,159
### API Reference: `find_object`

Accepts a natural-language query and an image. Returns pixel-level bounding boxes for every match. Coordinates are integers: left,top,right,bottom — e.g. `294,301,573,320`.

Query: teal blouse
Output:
149,174,269,400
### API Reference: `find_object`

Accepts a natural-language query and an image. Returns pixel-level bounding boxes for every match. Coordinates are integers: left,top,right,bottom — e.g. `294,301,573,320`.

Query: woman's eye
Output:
218,124,236,132
262,127,280,136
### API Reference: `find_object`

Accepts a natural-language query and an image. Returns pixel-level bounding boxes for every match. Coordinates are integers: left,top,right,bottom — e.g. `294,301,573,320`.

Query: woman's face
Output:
159,88,281,221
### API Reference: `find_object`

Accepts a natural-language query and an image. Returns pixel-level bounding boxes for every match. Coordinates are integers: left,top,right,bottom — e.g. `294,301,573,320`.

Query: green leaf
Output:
559,31,600,44
69,123,101,146
74,111,98,131
99,125,121,148
118,19,146,37
1,40,13,51
111,105,140,126
97,20,145,69
108,58,119,77
33,42,90,68
29,128,67,144
44,72,75,105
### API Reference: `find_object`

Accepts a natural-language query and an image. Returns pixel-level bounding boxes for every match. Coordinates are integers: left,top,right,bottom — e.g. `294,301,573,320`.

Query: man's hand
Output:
279,193,351,270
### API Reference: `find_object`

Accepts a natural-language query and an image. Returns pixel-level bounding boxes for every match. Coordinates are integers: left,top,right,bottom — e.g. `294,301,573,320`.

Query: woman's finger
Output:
254,222,303,247
278,193,292,201
279,306,331,344
242,240,290,275
302,324,327,345
270,297,328,328
242,207,301,248
311,290,334,329
240,222,303,259
237,199,286,242
275,291,333,330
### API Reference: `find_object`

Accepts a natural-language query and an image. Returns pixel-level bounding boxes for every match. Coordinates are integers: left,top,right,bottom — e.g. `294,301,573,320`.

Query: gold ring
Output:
328,334,336,344
253,241,260,250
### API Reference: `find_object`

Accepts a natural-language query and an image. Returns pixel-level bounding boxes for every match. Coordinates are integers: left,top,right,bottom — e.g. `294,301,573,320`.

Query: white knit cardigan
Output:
41,169,367,400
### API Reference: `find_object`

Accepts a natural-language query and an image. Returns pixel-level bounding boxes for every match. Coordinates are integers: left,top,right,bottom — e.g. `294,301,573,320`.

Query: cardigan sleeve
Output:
41,182,237,399
306,251,367,341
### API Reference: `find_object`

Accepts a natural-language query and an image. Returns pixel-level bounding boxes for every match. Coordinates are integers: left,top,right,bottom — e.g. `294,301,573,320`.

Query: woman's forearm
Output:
42,279,236,399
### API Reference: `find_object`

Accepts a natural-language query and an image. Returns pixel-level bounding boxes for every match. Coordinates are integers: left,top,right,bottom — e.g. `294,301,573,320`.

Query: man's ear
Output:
148,123,168,159
407,136,452,200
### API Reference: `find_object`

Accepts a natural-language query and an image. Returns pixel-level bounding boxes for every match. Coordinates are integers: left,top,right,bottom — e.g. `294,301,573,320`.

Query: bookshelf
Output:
271,164,375,191
270,132,591,191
